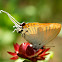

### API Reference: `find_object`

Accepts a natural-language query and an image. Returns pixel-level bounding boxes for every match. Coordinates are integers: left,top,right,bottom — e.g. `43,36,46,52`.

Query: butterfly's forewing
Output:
23,23,61,49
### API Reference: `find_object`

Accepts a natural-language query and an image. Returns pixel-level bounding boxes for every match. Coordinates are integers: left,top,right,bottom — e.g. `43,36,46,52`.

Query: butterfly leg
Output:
13,25,16,28
13,29,17,32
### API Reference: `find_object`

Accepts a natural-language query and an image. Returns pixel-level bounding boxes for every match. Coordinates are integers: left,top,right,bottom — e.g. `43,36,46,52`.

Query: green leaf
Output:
23,59,32,62
15,58,25,62
15,58,32,62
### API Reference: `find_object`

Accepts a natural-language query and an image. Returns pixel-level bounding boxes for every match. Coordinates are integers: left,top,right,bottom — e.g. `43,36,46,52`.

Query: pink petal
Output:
13,43,19,53
43,48,50,53
26,45,34,56
10,56,18,60
37,49,43,55
39,48,50,57
28,49,42,58
19,42,31,55
40,53,49,57
42,48,50,55
7,52,17,56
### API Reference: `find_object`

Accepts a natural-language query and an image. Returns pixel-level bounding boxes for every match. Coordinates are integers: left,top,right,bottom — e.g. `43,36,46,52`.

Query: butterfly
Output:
1,10,61,50
19,22,61,49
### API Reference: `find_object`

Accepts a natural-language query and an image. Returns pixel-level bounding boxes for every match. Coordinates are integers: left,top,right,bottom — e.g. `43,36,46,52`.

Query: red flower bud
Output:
8,42,50,62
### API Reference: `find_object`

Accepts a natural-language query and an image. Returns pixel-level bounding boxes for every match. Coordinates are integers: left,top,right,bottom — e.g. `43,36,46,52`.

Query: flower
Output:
8,42,50,62
8,43,19,60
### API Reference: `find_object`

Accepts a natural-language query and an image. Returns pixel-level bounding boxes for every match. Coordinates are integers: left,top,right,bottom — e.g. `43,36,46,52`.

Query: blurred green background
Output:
0,0,62,62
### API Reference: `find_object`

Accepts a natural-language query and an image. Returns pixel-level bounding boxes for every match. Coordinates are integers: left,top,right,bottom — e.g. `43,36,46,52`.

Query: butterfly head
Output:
0,10,26,33
13,22,26,33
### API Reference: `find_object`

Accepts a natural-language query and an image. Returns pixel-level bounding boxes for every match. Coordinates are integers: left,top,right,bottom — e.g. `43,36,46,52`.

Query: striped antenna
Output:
0,10,20,28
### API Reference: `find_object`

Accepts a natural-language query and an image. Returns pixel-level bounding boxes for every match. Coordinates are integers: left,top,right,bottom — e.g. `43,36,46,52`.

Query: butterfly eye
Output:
39,43,41,45
18,30,23,33
20,22,25,26
22,22,25,26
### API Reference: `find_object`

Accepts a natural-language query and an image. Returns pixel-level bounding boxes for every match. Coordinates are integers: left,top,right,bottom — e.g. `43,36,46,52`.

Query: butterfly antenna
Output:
45,46,55,47
0,10,20,28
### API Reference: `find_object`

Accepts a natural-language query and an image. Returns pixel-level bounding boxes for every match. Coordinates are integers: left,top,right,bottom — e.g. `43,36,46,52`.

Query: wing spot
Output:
39,43,41,45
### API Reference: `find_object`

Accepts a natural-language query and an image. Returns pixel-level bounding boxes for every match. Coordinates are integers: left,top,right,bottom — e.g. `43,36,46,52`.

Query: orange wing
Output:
22,23,61,49
23,23,61,28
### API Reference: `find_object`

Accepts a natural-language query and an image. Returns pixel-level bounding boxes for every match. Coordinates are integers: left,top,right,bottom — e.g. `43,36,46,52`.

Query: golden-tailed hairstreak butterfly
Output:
0,10,61,49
